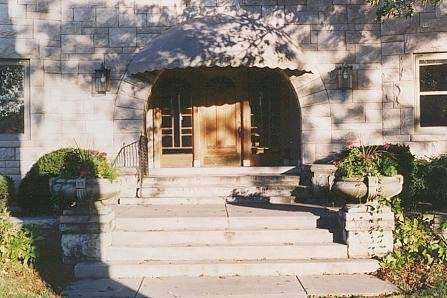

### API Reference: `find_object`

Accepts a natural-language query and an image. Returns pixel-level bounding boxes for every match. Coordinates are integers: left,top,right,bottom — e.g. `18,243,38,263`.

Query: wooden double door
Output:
151,68,298,168
200,100,243,166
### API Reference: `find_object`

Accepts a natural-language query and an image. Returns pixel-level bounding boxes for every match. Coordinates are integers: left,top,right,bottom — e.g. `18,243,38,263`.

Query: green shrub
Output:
60,149,119,180
0,175,15,210
335,144,403,178
398,155,447,212
379,197,447,292
424,156,447,211
17,148,119,215
0,213,40,266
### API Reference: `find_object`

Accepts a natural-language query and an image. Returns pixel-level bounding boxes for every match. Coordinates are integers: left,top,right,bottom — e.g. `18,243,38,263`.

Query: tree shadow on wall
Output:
2,0,447,296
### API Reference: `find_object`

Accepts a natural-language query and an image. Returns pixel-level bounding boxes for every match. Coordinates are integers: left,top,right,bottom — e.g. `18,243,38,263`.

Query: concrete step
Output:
148,166,299,176
112,229,334,246
140,185,298,198
115,215,319,231
74,258,380,279
103,243,347,262
142,175,300,187
119,197,227,205
119,196,295,205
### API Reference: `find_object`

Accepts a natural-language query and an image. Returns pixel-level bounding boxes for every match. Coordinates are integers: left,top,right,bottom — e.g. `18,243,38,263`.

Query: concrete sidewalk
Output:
63,274,399,298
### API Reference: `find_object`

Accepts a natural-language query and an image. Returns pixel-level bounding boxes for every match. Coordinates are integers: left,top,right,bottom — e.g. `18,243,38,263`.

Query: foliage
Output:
17,148,73,215
415,279,447,297
0,175,15,210
379,198,447,292
399,155,447,211
335,144,399,178
0,259,56,298
368,0,441,20
423,155,447,211
0,212,40,267
60,148,119,180
17,148,119,215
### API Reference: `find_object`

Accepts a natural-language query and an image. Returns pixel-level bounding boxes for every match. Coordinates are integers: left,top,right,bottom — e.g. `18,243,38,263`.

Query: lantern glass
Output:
95,64,111,94
337,64,353,90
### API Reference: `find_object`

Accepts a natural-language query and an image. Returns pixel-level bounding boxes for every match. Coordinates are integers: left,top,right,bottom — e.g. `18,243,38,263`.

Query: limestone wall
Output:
1,0,447,178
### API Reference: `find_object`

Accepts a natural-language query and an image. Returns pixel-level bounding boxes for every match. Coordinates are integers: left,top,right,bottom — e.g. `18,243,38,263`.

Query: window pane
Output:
181,136,192,147
181,115,192,128
420,95,447,127
420,63,447,92
0,64,25,133
161,115,172,128
162,136,172,148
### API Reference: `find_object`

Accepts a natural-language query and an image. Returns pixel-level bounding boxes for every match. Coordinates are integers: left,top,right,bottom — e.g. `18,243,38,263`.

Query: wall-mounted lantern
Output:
95,63,111,94
337,64,353,90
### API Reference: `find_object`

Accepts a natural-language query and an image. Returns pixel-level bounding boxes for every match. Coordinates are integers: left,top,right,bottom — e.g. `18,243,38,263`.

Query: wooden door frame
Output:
241,100,252,167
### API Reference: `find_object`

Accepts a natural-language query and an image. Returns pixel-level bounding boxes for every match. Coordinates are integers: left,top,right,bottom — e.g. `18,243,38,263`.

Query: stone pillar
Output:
59,203,115,264
340,203,395,258
310,164,336,198
118,168,138,198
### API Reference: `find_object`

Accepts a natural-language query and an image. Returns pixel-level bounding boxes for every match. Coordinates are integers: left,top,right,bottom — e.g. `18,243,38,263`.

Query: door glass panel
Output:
250,89,281,151
157,80,193,154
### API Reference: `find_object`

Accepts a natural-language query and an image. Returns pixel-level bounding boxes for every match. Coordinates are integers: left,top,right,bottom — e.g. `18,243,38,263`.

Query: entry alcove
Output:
148,67,301,168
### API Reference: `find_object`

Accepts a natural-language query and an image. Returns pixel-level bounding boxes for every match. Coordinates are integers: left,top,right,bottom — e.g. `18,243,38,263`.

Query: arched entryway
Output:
148,67,300,168
112,14,333,169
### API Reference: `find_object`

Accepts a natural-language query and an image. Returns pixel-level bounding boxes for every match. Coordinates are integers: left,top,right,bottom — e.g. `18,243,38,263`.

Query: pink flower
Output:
346,140,353,149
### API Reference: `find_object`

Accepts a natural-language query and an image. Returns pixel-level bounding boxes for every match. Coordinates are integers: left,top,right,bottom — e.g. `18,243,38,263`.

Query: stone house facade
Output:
1,0,447,182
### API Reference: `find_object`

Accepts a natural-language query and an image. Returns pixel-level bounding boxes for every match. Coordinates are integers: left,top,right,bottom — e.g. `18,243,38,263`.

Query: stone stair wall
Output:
59,172,395,280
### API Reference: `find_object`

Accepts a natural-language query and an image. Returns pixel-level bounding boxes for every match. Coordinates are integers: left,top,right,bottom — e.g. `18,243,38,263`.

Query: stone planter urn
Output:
50,177,121,203
331,174,403,202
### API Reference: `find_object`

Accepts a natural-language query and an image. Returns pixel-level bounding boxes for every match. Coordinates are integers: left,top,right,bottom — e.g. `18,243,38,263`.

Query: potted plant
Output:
49,148,120,206
331,144,404,203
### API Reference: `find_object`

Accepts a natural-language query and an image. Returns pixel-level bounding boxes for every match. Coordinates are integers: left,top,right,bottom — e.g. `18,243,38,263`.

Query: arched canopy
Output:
127,14,313,76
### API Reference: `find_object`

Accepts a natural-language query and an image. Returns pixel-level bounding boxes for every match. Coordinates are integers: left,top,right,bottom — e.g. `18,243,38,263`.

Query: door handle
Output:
237,127,242,138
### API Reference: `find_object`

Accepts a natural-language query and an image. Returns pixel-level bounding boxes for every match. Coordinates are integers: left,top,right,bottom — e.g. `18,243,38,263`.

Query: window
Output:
0,60,29,135
417,54,447,128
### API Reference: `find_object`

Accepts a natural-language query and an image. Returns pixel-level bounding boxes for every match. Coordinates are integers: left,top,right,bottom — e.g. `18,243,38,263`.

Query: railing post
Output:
113,135,148,198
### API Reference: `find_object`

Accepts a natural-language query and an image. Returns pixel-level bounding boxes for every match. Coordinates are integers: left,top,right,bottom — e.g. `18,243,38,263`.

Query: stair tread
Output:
145,174,300,177
112,228,332,232
77,258,376,266
115,204,326,218
108,242,344,248
142,184,300,188
143,183,301,190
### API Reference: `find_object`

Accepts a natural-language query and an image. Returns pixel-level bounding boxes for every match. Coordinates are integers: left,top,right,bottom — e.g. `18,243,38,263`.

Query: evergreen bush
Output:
17,148,118,215
0,176,14,211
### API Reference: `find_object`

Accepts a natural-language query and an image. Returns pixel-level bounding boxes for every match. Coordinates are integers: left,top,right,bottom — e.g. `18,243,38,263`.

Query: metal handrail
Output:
113,140,139,168
113,134,148,197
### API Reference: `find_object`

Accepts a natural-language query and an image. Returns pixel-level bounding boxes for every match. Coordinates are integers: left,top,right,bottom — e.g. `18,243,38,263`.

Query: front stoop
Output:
72,203,380,280
61,172,384,281
61,171,397,297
